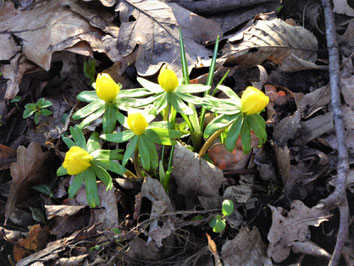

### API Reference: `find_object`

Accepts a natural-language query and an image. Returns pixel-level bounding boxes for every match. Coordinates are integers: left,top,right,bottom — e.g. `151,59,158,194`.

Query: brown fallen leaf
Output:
6,142,49,225
116,0,222,76
206,233,222,266
221,227,272,266
172,142,225,200
0,143,16,170
13,224,50,262
223,18,327,72
267,200,332,263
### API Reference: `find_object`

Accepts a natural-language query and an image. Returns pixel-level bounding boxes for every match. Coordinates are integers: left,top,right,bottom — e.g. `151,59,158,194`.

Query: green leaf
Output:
148,93,168,116
72,99,104,120
56,165,68,176
32,184,54,198
176,84,210,93
112,228,121,235
102,103,116,134
136,77,164,93
117,96,156,111
23,108,36,119
93,160,126,175
83,58,96,82
179,28,190,84
206,35,220,87
24,103,37,111
138,136,150,170
68,172,85,198
34,112,40,125
77,91,99,102
241,119,251,154
146,128,181,145
37,98,52,108
91,149,124,161
40,109,52,116
92,165,113,190
70,126,86,149
116,112,128,128
78,105,105,129
86,132,100,153
213,217,226,233
176,92,203,105
10,96,22,103
225,115,243,152
202,95,240,114
204,114,238,138
101,130,135,143
141,134,158,170
118,88,152,98
247,114,267,146
216,85,240,99
221,199,234,216
84,168,100,207
29,207,47,224
167,93,193,115
62,136,75,148
208,216,217,228
122,135,138,166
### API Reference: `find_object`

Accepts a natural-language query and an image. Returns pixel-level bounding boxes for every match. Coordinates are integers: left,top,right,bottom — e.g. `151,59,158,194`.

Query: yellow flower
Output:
63,146,92,175
95,73,120,102
241,86,269,115
158,66,179,93
127,113,148,135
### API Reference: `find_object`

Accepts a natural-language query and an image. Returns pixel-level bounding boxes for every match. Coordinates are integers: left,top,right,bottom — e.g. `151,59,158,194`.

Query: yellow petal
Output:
127,113,148,135
95,73,120,102
241,86,269,115
158,66,179,93
63,146,92,175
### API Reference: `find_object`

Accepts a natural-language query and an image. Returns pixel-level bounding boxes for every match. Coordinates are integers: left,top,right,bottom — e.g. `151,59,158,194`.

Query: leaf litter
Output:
0,0,354,265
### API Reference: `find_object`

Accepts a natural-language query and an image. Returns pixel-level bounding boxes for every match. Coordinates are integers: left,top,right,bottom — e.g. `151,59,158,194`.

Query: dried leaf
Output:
13,224,50,262
6,142,49,225
291,240,331,259
347,169,354,193
58,254,89,266
172,142,225,199
301,112,334,144
221,227,272,266
223,18,326,72
206,233,222,266
223,175,254,205
267,200,332,263
333,0,354,16
116,0,222,76
0,144,16,170
273,110,301,147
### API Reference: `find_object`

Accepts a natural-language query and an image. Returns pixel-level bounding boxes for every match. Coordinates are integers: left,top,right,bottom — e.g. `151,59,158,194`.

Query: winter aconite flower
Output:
95,73,120,102
158,66,179,93
63,146,93,175
127,112,148,135
241,86,269,115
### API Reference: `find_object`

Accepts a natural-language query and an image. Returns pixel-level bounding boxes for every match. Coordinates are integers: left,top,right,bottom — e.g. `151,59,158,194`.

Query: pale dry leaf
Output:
333,0,354,16
82,0,117,7
341,73,354,108
221,227,273,266
301,112,334,144
298,85,331,118
58,254,89,266
6,142,49,225
267,200,332,263
172,142,225,199
116,0,222,76
45,205,86,220
338,20,354,57
223,175,254,204
273,110,301,147
223,18,326,72
141,176,174,247
343,105,354,131
291,240,331,259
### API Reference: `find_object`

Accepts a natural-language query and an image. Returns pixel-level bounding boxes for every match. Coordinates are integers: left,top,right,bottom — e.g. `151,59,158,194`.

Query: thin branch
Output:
317,0,350,265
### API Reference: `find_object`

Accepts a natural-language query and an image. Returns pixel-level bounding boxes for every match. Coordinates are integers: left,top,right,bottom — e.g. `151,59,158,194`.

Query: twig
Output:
317,0,350,265
170,0,279,15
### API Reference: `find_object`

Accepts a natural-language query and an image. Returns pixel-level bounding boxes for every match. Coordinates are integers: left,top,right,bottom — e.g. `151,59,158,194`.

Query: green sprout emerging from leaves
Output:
208,199,234,233
23,98,52,125
57,126,126,207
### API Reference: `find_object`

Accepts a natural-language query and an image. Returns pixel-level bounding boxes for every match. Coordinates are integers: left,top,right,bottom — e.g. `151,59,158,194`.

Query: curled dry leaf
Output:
6,142,49,225
116,0,222,76
0,144,16,170
0,0,119,98
172,142,225,199
221,227,272,266
223,18,326,72
333,0,354,16
267,200,332,263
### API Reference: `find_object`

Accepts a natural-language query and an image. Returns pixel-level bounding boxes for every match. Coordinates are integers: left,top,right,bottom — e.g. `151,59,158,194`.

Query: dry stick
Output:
318,0,350,265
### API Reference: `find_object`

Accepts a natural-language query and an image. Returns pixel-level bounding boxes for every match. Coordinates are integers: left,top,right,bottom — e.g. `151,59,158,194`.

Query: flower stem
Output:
199,128,225,158
133,146,143,178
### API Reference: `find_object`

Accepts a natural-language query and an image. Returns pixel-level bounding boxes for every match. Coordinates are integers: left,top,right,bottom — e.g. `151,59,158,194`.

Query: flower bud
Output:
63,146,92,175
127,113,148,135
241,86,269,115
158,66,179,93
95,73,120,102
